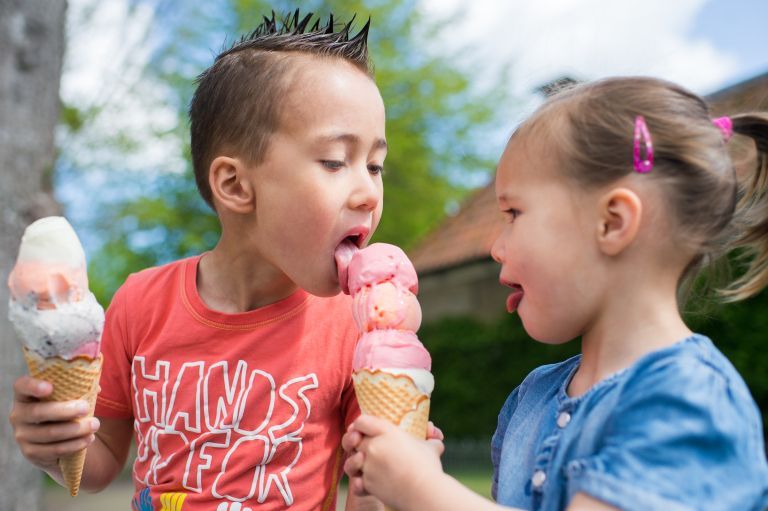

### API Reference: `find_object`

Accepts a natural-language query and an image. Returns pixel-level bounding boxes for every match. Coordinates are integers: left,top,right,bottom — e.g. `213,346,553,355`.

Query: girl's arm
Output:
568,493,618,511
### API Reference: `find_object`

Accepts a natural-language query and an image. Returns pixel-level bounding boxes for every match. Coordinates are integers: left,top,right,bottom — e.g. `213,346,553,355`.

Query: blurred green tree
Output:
63,0,506,304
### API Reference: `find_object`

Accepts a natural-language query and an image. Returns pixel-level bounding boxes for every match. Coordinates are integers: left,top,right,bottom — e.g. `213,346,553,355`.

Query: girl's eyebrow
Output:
497,192,519,203
314,133,387,150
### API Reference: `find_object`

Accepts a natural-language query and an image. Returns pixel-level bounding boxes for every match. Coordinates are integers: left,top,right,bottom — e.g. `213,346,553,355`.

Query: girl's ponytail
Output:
722,113,768,300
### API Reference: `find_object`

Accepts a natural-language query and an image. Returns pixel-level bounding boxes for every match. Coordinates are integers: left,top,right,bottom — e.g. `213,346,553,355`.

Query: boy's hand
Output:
343,415,445,508
9,375,99,475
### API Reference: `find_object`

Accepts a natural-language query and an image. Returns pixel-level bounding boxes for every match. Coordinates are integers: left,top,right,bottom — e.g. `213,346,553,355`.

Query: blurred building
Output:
410,71,768,324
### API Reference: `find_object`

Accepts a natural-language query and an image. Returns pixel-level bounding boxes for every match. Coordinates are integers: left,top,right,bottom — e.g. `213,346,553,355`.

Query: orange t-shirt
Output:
96,255,360,510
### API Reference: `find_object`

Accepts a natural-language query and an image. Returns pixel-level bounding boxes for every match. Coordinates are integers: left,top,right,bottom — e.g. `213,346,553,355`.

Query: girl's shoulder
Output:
622,334,752,402
517,354,582,399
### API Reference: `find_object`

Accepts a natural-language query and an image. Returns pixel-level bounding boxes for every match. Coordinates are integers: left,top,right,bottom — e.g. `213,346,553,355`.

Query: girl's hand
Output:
343,415,445,509
8,375,99,476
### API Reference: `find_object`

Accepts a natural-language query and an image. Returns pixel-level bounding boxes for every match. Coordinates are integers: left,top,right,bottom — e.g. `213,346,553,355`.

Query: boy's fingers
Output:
22,417,100,444
352,414,392,436
13,376,52,402
14,399,90,425
22,433,95,461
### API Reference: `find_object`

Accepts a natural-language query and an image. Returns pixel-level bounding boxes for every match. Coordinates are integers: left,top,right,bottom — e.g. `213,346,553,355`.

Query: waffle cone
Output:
352,369,431,439
22,347,103,496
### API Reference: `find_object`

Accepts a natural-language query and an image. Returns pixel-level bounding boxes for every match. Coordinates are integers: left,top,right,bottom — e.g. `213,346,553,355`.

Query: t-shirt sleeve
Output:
566,358,767,511
94,278,134,419
341,372,361,429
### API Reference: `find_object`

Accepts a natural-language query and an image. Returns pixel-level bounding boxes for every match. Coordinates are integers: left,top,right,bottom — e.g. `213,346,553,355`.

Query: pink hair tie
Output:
712,116,733,142
633,115,653,173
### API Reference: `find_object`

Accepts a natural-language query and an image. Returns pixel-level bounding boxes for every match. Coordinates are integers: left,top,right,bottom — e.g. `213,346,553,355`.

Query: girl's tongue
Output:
334,239,358,294
506,286,524,313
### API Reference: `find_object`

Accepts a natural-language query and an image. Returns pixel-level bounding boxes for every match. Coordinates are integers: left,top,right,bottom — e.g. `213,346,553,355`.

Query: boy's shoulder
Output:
119,255,194,294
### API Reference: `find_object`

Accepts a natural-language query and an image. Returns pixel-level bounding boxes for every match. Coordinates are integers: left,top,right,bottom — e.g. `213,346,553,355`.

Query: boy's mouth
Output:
334,229,368,294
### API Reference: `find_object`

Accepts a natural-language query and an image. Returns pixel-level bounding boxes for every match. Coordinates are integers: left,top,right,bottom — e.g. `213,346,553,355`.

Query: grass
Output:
447,468,494,499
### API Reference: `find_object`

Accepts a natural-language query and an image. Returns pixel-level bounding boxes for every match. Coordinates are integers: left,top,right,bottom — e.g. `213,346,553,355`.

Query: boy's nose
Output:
349,171,380,211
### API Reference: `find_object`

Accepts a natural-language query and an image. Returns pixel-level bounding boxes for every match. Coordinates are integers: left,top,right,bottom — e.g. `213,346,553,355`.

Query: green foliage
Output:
422,294,768,443
422,314,579,440
79,0,505,302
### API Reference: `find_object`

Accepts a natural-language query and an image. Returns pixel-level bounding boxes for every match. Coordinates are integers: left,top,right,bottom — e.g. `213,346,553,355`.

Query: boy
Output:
10,11,387,510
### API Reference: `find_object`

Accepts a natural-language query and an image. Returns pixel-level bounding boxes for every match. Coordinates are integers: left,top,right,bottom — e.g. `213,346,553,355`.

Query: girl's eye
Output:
321,160,345,170
503,208,520,221
368,164,384,175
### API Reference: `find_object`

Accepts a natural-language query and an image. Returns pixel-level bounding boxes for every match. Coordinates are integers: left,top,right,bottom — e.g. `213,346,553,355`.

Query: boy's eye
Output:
321,160,345,170
368,164,384,175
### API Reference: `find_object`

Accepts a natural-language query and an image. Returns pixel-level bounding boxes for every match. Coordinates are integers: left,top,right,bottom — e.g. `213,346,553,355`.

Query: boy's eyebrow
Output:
315,133,387,150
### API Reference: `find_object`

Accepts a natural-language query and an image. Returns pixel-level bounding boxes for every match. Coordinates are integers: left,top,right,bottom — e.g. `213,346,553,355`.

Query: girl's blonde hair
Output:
516,76,768,302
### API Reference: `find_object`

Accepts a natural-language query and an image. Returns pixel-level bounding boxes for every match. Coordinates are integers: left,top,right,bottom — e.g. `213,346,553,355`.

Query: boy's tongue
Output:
334,239,358,295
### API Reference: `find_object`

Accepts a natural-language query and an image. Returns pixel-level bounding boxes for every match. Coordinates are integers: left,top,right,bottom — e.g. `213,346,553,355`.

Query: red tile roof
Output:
410,71,768,275
410,182,502,274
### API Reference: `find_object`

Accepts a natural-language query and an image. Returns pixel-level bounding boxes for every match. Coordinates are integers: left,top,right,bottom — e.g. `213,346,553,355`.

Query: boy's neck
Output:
568,268,692,397
197,242,298,313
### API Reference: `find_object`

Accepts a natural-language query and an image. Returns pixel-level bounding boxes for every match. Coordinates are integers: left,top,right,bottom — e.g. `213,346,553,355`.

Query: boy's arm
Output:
79,416,133,492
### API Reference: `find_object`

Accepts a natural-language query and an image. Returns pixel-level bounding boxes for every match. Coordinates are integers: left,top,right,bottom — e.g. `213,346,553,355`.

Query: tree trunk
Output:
0,0,66,508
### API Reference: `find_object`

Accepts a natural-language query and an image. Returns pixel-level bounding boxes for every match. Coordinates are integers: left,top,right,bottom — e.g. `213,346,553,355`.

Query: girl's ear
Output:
596,187,642,256
209,156,255,214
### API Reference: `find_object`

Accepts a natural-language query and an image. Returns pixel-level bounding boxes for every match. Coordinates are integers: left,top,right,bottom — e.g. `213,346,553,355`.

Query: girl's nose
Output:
490,235,504,263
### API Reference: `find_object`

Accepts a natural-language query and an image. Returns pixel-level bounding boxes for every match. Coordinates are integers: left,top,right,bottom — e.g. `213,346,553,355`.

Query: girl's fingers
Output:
341,429,362,452
427,438,445,457
344,450,365,478
349,475,367,497
352,414,392,436
427,421,444,441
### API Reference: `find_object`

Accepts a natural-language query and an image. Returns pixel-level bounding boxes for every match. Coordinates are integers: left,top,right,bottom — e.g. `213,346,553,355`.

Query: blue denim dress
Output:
491,334,768,510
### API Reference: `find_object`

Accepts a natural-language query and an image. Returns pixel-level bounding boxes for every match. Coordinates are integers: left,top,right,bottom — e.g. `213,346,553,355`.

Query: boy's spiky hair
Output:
189,10,373,209
219,9,371,67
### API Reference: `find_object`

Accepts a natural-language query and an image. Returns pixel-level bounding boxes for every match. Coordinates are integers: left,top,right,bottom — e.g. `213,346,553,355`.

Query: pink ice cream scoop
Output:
352,329,431,371
346,243,418,295
336,242,432,392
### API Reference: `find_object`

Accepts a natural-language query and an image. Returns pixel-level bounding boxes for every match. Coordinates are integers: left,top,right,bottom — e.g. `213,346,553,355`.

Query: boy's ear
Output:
596,187,642,256
209,156,255,214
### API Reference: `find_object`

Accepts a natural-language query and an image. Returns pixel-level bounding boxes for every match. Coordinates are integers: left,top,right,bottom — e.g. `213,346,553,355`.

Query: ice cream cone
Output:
352,369,431,439
22,346,102,496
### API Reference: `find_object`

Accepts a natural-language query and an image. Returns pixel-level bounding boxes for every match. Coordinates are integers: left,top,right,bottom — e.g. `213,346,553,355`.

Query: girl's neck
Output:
568,277,692,397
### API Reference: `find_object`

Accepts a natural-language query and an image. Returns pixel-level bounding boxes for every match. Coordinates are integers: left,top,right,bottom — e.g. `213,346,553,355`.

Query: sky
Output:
57,0,768,249
419,0,768,132
59,0,768,169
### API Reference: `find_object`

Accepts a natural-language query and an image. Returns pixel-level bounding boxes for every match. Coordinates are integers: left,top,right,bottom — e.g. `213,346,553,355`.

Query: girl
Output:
342,77,768,511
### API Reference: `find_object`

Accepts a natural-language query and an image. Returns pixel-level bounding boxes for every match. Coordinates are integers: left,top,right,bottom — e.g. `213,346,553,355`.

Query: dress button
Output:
531,470,547,488
557,411,571,428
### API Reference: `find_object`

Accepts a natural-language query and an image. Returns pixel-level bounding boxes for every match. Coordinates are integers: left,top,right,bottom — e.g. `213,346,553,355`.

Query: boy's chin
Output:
300,280,343,298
